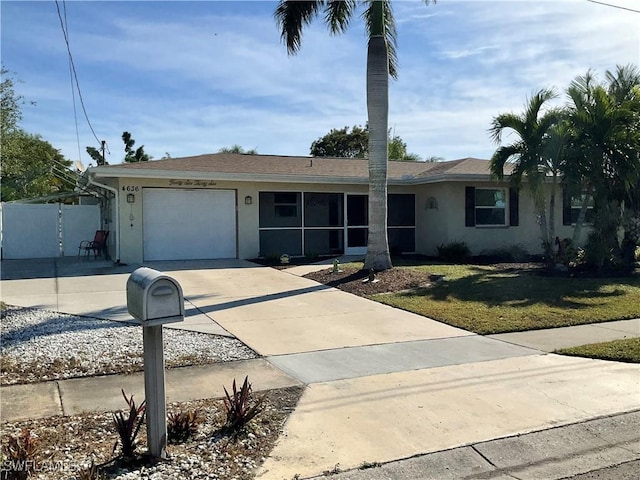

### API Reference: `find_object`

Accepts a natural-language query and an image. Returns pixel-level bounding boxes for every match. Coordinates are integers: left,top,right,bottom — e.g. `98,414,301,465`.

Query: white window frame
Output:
475,188,507,227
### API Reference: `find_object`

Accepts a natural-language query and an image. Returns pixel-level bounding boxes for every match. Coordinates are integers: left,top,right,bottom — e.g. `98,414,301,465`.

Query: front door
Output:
345,194,368,255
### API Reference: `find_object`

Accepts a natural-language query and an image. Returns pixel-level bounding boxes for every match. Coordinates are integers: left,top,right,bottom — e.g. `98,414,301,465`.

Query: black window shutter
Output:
509,187,519,226
562,185,571,226
465,186,475,227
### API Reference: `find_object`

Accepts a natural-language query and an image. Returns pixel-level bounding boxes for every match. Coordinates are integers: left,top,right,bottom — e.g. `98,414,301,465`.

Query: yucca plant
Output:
112,389,146,459
222,376,264,433
167,409,203,444
1,428,39,480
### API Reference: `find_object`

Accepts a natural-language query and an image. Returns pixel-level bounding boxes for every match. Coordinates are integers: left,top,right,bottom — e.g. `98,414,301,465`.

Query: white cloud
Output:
2,0,639,165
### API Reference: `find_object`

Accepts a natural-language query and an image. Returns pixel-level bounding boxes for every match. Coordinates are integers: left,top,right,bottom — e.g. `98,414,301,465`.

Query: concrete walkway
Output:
321,410,640,480
1,257,639,479
1,358,300,422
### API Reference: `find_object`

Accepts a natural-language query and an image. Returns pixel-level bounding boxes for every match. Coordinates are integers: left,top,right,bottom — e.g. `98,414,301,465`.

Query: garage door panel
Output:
143,189,236,261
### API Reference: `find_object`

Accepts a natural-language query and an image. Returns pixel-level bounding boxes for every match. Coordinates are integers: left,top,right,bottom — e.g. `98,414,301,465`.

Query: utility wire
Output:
54,0,102,147
586,0,640,13
61,0,83,162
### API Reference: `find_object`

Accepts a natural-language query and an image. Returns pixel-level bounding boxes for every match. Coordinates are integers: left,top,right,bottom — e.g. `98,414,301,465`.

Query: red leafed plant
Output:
2,428,39,480
112,389,146,459
222,376,264,433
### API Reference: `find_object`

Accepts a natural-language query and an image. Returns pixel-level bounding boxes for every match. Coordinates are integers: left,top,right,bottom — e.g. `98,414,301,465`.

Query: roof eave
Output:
88,168,371,185
87,168,511,186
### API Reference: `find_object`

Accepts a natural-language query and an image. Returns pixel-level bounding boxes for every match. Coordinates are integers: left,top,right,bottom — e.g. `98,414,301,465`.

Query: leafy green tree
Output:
489,89,563,264
388,133,421,161
2,131,73,201
310,125,422,160
1,68,73,201
310,125,369,158
1,66,28,136
123,131,150,163
86,145,106,166
86,132,150,165
565,65,640,269
218,144,258,154
276,0,435,271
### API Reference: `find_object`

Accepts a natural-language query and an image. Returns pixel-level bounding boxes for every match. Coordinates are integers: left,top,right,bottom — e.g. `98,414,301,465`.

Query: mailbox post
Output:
126,267,184,459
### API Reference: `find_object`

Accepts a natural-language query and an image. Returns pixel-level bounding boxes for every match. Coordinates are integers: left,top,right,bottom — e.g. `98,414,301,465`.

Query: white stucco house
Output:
85,153,581,264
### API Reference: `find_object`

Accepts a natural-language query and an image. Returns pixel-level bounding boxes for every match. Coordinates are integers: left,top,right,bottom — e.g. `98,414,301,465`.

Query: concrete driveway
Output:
2,257,639,479
1,258,477,355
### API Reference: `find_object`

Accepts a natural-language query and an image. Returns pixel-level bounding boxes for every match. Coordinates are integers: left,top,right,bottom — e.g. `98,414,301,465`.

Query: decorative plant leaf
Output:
112,389,146,459
222,375,264,433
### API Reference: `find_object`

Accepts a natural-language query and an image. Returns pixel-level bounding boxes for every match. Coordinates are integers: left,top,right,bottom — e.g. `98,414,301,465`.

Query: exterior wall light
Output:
127,193,136,203
244,195,253,205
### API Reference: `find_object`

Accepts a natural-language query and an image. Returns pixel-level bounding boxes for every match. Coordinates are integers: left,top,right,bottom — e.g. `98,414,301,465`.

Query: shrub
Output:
222,376,264,434
1,429,39,480
112,390,146,459
584,230,620,271
436,241,471,263
167,409,202,444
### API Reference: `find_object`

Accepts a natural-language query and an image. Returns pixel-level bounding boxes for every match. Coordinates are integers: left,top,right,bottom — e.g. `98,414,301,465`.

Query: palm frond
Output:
325,0,357,35
490,144,521,180
489,112,525,144
524,88,557,128
274,0,324,55
605,64,640,103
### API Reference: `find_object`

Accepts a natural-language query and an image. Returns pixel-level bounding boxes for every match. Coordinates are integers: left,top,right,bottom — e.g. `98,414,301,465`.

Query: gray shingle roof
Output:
90,153,502,183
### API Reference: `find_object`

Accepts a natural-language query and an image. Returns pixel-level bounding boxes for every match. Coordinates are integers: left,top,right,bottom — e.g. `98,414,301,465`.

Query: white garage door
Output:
143,188,236,261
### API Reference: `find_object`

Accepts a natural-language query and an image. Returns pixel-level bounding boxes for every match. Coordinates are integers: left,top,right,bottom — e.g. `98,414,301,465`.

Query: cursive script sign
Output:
168,179,217,187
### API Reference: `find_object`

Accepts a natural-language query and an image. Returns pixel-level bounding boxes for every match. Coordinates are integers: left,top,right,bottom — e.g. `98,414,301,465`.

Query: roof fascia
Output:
88,168,370,185
88,168,514,186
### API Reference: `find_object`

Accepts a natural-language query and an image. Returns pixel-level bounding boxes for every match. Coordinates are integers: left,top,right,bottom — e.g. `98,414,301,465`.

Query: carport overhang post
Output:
87,174,120,263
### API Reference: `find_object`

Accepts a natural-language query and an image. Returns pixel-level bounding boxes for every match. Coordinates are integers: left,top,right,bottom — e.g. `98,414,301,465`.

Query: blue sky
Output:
2,0,639,166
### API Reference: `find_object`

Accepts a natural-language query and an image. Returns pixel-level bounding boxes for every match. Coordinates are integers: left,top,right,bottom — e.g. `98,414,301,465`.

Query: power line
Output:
61,0,83,162
586,0,640,13
54,0,102,148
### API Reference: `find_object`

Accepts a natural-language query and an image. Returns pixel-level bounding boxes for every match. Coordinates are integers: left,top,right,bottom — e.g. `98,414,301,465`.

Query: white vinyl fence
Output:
1,203,101,259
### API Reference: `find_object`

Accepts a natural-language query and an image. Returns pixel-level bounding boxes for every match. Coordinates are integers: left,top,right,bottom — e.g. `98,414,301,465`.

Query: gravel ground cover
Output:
1,305,303,479
0,306,257,385
1,386,303,479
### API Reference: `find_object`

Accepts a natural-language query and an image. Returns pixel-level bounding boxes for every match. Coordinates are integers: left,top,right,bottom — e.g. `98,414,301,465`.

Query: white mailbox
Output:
127,267,184,326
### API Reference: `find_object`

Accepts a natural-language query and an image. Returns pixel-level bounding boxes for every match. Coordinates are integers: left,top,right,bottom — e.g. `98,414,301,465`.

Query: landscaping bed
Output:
1,386,303,480
304,262,640,334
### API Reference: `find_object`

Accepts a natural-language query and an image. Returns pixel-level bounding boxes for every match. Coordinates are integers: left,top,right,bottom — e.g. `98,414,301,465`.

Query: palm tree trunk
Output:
548,173,557,250
364,33,392,271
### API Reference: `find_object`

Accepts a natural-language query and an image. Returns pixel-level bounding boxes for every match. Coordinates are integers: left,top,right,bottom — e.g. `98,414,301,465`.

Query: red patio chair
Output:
78,230,109,260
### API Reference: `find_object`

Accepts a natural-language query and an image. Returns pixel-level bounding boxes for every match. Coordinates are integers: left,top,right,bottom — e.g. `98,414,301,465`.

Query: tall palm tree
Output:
489,88,563,264
274,0,434,271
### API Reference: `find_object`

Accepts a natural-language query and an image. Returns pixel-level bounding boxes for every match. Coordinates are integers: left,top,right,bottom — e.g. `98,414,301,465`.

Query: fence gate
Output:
1,203,101,259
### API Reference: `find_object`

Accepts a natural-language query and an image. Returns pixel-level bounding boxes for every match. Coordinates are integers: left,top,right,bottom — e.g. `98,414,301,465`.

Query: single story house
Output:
85,153,583,264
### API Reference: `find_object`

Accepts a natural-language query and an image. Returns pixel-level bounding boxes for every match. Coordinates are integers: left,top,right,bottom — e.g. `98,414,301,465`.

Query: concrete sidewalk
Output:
314,410,640,480
1,257,639,479
489,318,640,352
1,358,300,423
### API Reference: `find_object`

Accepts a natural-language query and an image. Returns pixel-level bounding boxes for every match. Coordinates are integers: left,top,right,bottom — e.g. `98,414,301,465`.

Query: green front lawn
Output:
555,338,640,363
373,263,640,334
